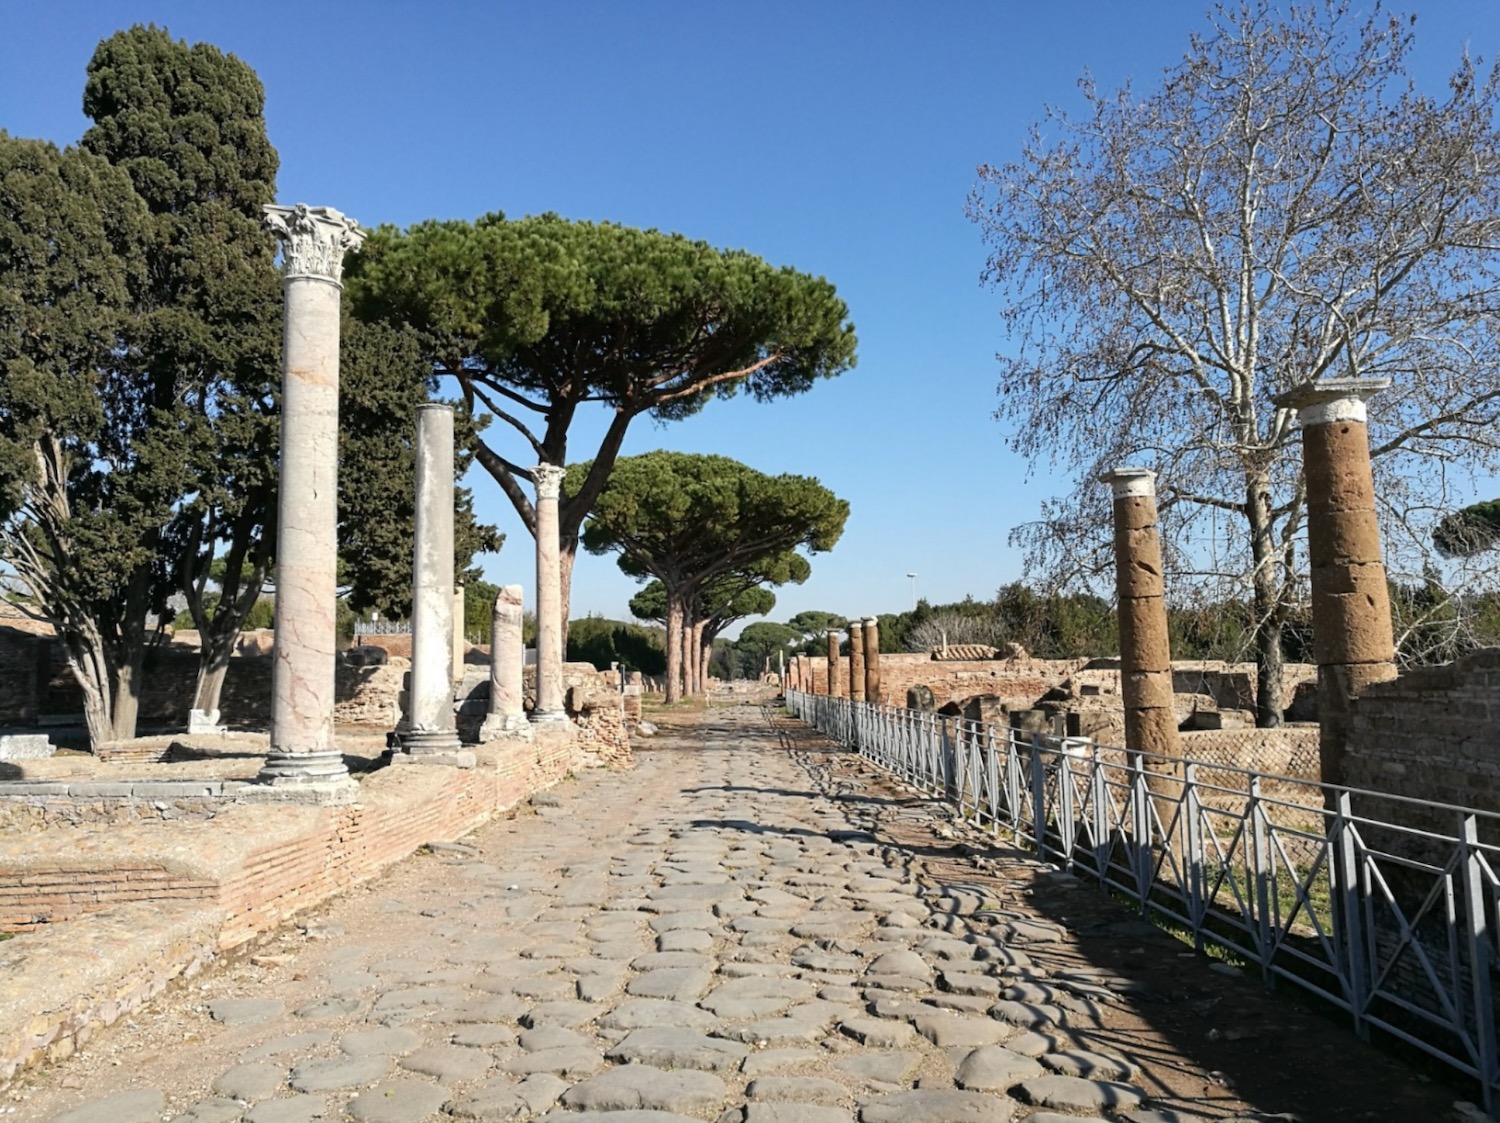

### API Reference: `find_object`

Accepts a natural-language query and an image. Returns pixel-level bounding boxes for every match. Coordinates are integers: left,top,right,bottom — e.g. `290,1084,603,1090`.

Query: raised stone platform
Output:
0,733,53,761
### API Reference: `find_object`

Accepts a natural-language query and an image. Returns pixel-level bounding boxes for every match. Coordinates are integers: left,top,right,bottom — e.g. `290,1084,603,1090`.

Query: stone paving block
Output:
837,1016,916,1048
51,1090,168,1123
398,1042,493,1081
212,1062,285,1101
1039,1048,1139,1081
288,1055,393,1092
1015,1075,1146,1113
858,1089,1015,1122
208,998,286,1026
561,1064,727,1114
606,1026,750,1071
244,1098,328,1123
244,1030,336,1060
746,1076,847,1104
628,967,715,1000
452,1023,517,1048
739,1105,854,1123
169,1100,244,1123
499,1044,604,1077
600,999,720,1031
345,1079,450,1122
953,1045,1044,1091
912,1012,1015,1048
340,1027,424,1056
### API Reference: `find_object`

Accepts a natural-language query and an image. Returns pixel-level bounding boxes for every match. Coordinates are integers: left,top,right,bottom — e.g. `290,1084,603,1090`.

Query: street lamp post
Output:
906,572,917,611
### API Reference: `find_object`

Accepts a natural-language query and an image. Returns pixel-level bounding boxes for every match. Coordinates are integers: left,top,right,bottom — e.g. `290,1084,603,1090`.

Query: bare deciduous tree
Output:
969,1,1500,725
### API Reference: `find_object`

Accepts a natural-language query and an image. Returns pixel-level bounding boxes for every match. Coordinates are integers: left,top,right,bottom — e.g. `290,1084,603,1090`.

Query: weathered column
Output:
532,465,568,724
1102,468,1181,763
480,584,532,741
453,585,467,687
400,404,463,756
826,631,843,697
848,620,866,702
863,616,882,704
255,204,365,798
1274,379,1397,783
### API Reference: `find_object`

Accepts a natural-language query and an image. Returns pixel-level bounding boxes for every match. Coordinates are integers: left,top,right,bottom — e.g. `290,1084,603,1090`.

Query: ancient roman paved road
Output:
27,700,1459,1123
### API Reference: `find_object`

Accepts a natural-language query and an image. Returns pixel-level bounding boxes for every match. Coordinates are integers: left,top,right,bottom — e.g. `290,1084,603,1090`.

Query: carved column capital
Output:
533,464,567,501
1100,466,1157,499
263,204,367,285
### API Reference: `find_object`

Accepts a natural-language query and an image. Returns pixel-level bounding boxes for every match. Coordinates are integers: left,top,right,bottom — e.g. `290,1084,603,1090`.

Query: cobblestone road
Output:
26,701,1465,1123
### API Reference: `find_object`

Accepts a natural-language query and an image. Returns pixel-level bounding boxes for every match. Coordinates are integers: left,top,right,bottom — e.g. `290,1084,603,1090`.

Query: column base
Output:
479,713,534,742
529,709,570,727
187,708,226,736
246,750,358,804
400,728,464,754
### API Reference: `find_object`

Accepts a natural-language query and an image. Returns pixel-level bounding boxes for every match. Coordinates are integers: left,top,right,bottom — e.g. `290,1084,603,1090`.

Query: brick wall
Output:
0,723,586,940
1343,648,1500,833
0,628,40,727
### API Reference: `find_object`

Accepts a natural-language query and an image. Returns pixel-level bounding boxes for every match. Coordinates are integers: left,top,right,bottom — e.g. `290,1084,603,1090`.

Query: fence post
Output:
1130,751,1151,912
986,724,1001,836
1089,744,1109,885
1460,812,1499,1110
1058,749,1076,869
1029,732,1047,857
1333,790,1370,1040
1249,775,1273,978
1184,761,1204,949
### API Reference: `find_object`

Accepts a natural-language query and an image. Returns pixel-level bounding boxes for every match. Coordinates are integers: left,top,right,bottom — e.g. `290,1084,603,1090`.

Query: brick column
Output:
1274,378,1396,783
255,204,365,801
848,620,866,702
1101,468,1181,763
826,631,843,697
862,616,881,704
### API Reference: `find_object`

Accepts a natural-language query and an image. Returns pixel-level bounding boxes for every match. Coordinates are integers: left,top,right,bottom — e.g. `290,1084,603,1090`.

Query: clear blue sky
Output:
4,2,1497,631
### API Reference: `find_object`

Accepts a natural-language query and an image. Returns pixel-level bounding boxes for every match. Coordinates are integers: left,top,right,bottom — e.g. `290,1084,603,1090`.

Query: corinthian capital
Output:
533,464,567,502
263,204,367,284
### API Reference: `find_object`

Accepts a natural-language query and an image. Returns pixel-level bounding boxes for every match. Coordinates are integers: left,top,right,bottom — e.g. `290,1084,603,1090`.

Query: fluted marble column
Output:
532,465,568,724
480,584,532,741
401,404,462,755
1274,379,1396,784
255,204,365,798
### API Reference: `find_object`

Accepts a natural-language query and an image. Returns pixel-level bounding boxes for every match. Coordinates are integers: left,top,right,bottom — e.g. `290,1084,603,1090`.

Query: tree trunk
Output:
691,620,707,694
664,594,684,705
193,657,231,716
681,621,696,695
1247,472,1285,728
559,539,577,646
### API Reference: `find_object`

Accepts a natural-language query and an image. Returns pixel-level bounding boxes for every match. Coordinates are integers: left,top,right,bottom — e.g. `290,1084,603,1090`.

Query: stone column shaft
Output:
848,621,866,702
1275,379,1397,783
403,404,462,755
532,465,568,724
1102,468,1180,763
862,617,881,705
481,584,531,740
826,631,843,697
257,204,365,797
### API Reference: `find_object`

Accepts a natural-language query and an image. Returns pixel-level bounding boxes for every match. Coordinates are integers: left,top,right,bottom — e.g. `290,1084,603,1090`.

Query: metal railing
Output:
787,689,1500,1106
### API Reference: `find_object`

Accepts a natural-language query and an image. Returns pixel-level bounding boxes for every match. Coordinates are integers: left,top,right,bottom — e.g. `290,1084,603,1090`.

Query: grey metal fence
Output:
787,689,1500,1107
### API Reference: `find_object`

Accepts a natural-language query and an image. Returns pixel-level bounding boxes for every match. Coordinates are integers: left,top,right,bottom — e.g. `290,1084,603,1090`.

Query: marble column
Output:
826,630,842,697
1102,468,1181,763
401,404,462,755
848,620,867,702
1274,379,1397,784
480,584,532,741
532,465,569,724
863,617,882,705
453,585,467,687
255,204,365,798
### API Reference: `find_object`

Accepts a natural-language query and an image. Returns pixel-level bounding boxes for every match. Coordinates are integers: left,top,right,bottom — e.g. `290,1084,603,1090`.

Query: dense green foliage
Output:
348,212,857,627
1434,499,1500,558
566,616,666,675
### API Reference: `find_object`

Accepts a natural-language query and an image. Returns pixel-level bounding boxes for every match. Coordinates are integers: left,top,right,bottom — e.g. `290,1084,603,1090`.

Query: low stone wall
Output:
0,779,244,833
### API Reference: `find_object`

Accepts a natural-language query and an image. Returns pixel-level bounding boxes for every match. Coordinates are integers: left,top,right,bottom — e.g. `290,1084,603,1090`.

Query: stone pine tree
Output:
575,451,847,703
969,3,1500,726
630,576,781,693
348,214,857,637
0,131,155,748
